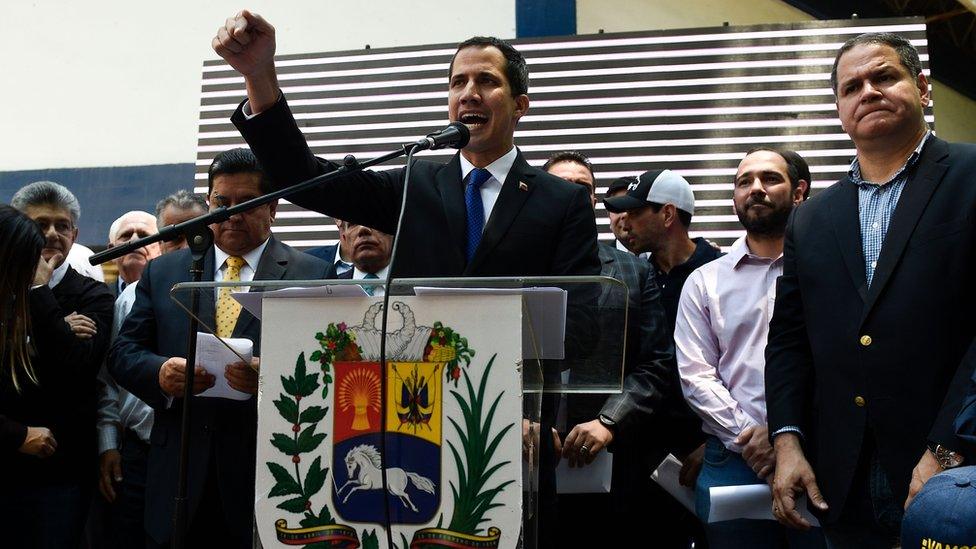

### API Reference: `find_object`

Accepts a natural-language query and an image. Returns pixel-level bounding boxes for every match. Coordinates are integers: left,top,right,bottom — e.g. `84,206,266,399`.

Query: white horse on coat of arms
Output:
336,444,436,512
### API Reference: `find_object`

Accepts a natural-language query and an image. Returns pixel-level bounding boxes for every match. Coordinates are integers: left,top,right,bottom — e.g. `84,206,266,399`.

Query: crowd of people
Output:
0,11,974,549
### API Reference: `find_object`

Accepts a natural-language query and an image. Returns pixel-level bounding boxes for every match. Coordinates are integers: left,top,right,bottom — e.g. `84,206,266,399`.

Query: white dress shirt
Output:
213,238,271,293
47,259,70,289
354,265,390,296
674,237,783,453
67,243,105,282
458,146,517,228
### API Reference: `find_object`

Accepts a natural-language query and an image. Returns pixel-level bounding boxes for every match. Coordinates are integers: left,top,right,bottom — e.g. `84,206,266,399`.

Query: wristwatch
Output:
928,443,965,469
598,414,616,432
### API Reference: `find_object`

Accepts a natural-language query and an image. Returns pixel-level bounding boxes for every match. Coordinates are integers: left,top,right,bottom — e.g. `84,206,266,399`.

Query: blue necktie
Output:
465,168,492,263
363,271,379,296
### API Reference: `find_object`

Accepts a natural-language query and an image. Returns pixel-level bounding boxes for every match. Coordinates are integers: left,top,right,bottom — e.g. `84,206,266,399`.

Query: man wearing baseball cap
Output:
603,169,722,330
604,169,722,507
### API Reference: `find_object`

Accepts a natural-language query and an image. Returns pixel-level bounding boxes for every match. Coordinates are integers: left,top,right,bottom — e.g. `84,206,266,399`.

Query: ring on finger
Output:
579,445,589,455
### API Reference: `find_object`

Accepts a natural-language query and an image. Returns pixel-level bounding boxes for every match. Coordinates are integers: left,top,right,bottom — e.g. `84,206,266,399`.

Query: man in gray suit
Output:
109,148,329,548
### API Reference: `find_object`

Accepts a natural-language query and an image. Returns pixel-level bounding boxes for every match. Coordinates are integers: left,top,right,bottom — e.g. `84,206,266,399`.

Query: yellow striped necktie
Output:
216,255,245,338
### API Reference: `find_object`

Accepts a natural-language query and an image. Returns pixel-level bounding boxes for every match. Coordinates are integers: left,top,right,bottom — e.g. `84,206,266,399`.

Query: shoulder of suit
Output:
57,265,114,303
275,240,330,273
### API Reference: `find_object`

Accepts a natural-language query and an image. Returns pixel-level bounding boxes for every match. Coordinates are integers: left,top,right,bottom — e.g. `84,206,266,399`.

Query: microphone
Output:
411,122,470,151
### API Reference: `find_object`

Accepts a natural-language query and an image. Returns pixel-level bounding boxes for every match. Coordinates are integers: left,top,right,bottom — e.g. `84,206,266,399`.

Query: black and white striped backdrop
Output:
195,17,932,248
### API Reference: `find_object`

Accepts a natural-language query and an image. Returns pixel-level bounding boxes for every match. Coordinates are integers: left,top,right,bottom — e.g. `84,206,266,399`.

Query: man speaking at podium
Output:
214,10,600,547
213,10,599,281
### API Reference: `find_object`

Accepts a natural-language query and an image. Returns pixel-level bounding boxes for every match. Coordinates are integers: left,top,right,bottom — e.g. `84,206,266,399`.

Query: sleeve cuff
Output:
771,425,805,440
242,91,283,120
97,425,119,454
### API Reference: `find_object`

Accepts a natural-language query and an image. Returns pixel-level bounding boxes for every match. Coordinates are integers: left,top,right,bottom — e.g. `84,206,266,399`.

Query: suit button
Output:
859,335,872,346
854,396,866,407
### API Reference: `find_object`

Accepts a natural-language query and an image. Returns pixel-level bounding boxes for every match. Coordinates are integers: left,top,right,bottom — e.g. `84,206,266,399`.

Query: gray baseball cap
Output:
603,169,695,215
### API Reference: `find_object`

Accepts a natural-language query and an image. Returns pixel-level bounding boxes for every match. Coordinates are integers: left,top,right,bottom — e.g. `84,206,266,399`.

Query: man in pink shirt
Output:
675,148,824,547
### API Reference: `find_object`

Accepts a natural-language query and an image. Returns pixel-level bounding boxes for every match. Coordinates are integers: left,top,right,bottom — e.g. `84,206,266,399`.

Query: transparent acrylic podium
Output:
170,276,627,549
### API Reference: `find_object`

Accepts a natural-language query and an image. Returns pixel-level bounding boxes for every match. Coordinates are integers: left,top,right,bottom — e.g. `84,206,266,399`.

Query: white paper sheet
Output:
556,450,613,494
708,484,821,526
233,284,368,320
195,332,254,401
650,454,696,513
413,287,567,359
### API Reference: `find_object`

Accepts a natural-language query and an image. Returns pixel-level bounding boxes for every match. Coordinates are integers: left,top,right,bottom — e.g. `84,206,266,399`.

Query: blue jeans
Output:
696,436,826,549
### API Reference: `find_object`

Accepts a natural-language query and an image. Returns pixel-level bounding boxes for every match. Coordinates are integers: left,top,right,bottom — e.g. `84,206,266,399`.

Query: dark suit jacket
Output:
232,96,600,281
0,266,114,486
304,244,340,278
108,238,328,545
765,136,976,522
568,243,672,435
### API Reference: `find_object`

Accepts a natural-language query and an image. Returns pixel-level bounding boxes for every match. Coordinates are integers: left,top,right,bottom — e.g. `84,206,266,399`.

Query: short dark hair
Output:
830,32,922,95
647,202,692,229
542,151,595,179
449,37,529,97
207,148,272,197
744,147,812,199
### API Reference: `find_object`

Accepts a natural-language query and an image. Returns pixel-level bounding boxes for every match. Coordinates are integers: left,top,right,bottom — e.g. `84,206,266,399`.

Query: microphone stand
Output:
89,142,425,549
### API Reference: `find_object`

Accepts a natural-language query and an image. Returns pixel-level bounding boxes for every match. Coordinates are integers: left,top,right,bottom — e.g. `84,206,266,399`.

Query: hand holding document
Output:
650,453,821,525
708,484,821,526
650,454,696,513
556,450,613,494
195,332,253,401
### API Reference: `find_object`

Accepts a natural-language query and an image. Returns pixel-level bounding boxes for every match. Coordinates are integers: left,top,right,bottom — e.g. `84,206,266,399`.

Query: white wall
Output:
3,0,973,173
0,0,516,171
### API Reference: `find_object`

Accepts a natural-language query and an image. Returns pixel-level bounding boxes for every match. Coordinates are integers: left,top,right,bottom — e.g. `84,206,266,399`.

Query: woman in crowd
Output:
0,204,57,457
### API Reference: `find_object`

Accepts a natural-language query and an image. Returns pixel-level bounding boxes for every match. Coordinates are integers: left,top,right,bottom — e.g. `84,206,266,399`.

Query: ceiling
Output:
787,0,976,99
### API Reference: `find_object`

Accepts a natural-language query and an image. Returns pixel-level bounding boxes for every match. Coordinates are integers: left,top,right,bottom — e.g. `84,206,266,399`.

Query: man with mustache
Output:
675,149,821,547
765,33,976,546
109,149,329,548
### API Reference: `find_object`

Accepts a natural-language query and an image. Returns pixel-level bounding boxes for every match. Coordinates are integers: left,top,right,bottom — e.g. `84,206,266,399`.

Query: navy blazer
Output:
304,244,341,278
108,238,328,545
765,136,976,522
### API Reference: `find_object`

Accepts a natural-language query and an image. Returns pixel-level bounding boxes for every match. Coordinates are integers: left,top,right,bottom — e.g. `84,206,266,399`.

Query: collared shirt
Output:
96,281,154,450
47,259,69,289
335,256,353,277
650,237,724,336
851,131,930,286
353,265,390,296
213,238,271,294
458,146,517,229
675,237,783,452
67,243,105,282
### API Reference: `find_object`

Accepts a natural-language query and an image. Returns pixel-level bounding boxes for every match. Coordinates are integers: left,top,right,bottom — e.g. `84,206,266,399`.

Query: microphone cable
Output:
376,142,422,549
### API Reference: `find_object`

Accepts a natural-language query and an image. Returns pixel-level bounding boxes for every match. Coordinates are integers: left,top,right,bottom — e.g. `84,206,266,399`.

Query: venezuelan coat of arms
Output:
254,296,523,549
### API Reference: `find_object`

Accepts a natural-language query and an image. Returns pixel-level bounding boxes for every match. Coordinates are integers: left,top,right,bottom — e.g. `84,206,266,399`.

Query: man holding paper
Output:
674,148,823,547
109,148,329,549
